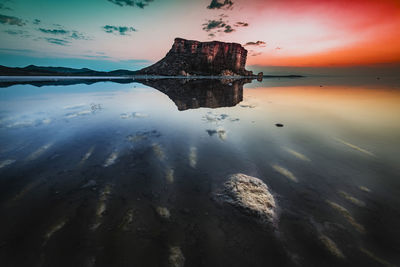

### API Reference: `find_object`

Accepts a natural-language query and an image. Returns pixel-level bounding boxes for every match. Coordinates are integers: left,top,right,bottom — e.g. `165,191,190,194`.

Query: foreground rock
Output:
215,173,277,226
136,38,254,76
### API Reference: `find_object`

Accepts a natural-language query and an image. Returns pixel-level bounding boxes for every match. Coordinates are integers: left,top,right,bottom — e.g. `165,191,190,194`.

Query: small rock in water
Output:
156,206,171,220
275,123,284,127
214,173,277,226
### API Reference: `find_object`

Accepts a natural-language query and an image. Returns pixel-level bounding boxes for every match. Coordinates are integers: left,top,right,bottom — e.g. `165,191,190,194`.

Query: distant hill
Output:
0,65,136,76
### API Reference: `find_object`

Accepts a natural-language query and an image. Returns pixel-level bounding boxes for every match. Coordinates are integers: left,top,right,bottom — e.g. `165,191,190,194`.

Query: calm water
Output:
0,77,399,266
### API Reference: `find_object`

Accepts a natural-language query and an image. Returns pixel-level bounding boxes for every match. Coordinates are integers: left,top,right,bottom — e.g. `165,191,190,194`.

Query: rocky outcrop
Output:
136,38,253,76
135,78,250,110
214,173,278,226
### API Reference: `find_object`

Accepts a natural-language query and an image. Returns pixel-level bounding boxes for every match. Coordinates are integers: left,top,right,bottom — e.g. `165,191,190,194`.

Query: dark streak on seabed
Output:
0,76,399,267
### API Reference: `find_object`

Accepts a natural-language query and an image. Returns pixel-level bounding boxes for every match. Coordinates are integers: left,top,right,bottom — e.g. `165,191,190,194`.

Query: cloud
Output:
235,21,248,27
250,52,262,56
202,18,235,34
38,27,91,40
223,25,234,33
3,29,30,37
0,14,25,26
0,3,12,11
39,28,68,35
207,0,233,10
107,0,153,8
43,38,71,46
33,19,41,25
102,25,137,35
244,41,266,47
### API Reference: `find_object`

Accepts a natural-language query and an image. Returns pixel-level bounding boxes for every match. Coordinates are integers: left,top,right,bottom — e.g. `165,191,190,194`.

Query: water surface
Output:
0,76,399,266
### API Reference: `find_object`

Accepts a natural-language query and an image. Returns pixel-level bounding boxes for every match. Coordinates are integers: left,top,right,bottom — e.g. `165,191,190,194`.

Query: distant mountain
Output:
0,65,136,76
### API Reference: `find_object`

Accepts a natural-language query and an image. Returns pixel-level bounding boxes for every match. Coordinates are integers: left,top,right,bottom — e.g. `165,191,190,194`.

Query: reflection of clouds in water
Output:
206,127,227,140
165,168,174,184
0,159,15,169
326,200,365,233
338,190,366,207
91,184,112,231
203,112,239,123
239,103,256,108
283,147,310,162
63,103,86,110
126,130,161,143
119,209,134,231
120,112,148,119
26,142,53,161
43,219,67,246
359,186,371,193
169,246,185,267
80,146,95,165
271,164,298,182
359,247,395,267
65,110,91,119
152,143,165,160
318,234,345,259
103,151,118,167
189,146,197,168
335,138,374,156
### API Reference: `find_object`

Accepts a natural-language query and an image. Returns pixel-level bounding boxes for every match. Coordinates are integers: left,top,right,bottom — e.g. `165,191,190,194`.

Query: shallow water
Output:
0,76,399,266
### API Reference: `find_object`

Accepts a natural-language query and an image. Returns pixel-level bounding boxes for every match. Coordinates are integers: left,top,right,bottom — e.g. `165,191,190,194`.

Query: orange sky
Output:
227,0,400,66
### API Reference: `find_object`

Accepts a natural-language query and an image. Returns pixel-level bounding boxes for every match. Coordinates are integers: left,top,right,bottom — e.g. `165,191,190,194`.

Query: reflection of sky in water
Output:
0,78,400,266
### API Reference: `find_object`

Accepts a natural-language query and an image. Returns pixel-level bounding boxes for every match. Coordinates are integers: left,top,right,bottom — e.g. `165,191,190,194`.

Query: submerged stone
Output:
215,173,277,226
168,246,185,267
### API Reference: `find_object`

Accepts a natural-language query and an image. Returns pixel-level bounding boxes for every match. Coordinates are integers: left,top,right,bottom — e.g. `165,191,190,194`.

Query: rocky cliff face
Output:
136,38,253,76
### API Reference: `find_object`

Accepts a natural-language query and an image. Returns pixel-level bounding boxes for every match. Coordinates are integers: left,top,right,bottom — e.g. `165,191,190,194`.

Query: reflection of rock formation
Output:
136,78,250,111
136,38,253,76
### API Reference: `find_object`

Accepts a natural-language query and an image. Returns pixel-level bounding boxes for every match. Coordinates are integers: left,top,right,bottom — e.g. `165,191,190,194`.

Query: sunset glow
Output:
0,0,399,70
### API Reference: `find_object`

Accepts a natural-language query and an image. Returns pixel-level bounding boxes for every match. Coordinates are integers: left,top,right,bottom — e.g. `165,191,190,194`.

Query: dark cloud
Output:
103,25,137,35
0,14,25,26
33,19,41,25
38,27,91,40
275,47,282,50
250,52,262,56
207,0,233,10
244,41,266,47
202,18,235,34
223,25,234,33
0,3,12,11
39,28,68,35
202,19,226,31
235,21,248,27
107,0,153,8
43,38,71,46
3,29,30,37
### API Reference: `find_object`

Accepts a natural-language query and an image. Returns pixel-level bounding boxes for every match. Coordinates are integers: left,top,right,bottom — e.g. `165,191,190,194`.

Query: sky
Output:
0,0,400,73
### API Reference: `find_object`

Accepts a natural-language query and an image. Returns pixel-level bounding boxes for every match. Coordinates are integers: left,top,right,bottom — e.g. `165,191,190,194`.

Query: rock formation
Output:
136,38,253,76
135,78,250,110
214,173,278,226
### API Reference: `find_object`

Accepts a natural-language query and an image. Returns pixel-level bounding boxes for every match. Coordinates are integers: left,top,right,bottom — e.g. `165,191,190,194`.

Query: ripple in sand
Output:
326,200,365,233
272,164,298,182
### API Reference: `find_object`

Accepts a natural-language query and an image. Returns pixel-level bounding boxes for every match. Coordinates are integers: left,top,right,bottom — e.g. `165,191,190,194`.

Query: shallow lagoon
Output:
0,76,399,266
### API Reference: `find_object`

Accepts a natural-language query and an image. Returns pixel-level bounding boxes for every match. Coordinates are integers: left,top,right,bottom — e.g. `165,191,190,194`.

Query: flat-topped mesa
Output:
136,38,253,76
